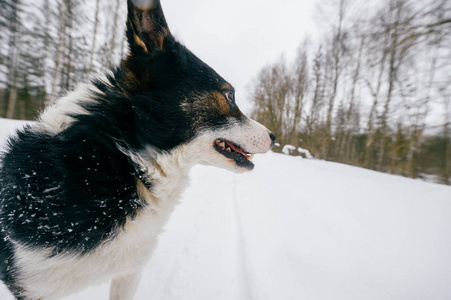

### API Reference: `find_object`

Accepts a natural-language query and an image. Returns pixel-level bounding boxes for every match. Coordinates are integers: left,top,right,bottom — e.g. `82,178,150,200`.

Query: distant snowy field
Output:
1,117,451,300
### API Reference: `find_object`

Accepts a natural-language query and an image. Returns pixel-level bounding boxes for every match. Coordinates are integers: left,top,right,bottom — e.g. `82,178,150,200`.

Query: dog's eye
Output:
224,91,235,104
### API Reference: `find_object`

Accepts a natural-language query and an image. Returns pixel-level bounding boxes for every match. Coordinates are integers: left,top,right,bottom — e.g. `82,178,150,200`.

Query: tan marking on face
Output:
213,90,231,115
136,178,159,206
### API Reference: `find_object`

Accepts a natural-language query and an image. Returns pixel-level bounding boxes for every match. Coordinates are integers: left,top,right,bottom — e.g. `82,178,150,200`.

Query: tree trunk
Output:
338,35,365,162
377,2,403,171
48,0,67,105
106,0,121,65
120,27,127,59
64,0,73,91
5,0,20,119
6,86,18,119
89,0,101,72
325,0,346,159
442,98,450,184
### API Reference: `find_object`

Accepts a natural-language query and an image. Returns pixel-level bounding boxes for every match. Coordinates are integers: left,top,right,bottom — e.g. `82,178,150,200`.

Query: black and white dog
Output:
0,0,275,299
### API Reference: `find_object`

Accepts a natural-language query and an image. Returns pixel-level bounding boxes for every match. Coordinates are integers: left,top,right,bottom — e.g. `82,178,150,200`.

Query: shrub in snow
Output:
282,145,296,155
297,147,313,159
281,144,313,159
282,145,313,159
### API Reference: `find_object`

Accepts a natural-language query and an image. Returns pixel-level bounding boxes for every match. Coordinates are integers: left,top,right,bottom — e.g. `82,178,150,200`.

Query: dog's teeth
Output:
226,147,231,152
219,142,225,148
247,154,254,161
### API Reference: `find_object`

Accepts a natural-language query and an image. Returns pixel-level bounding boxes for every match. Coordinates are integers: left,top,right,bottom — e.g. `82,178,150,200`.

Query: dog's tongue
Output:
225,141,250,158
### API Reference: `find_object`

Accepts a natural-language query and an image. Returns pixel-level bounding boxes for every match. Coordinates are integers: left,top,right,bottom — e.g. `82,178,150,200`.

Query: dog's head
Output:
121,0,275,172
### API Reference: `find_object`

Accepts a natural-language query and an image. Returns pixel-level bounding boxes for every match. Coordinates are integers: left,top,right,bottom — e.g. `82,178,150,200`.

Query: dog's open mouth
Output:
214,139,255,170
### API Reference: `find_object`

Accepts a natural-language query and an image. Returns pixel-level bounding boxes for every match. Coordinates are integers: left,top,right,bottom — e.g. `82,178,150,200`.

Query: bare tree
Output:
323,0,348,158
106,0,121,66
5,0,20,119
306,46,324,141
287,47,309,145
442,94,451,184
48,0,67,105
337,34,365,162
250,54,309,149
89,0,101,73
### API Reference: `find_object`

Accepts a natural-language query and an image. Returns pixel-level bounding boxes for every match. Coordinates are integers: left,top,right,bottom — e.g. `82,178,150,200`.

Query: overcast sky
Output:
160,0,317,113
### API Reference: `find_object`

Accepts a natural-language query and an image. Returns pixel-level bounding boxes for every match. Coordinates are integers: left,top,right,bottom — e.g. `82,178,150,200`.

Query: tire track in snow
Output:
230,174,253,300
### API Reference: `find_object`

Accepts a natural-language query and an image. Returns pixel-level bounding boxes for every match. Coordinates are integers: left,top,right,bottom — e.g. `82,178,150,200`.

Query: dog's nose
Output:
269,132,276,147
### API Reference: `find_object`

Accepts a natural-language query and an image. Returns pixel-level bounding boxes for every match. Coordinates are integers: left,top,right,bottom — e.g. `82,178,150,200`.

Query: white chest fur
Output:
13,154,191,300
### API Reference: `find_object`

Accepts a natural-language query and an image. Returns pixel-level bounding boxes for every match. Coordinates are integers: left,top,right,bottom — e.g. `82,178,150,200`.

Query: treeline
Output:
0,0,127,120
1,0,450,184
250,0,451,184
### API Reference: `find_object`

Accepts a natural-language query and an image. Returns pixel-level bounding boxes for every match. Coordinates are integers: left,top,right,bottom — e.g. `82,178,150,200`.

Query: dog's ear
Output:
126,0,171,55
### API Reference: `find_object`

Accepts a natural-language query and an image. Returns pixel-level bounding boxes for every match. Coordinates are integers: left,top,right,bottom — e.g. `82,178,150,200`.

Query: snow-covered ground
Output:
1,118,451,300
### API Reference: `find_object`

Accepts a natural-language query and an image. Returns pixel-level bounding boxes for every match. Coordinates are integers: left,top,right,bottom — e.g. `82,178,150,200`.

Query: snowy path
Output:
1,118,451,299
67,155,451,300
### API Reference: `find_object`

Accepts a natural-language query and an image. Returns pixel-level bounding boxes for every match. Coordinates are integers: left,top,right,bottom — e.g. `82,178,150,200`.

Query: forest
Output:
249,0,451,184
0,0,126,120
0,0,450,184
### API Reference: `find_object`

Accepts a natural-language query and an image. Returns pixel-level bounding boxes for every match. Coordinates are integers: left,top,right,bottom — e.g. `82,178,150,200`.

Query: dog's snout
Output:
269,132,276,147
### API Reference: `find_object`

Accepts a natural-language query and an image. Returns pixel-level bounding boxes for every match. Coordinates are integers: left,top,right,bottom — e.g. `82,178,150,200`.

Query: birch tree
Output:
89,0,101,73
48,0,67,105
106,0,121,66
4,0,20,119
